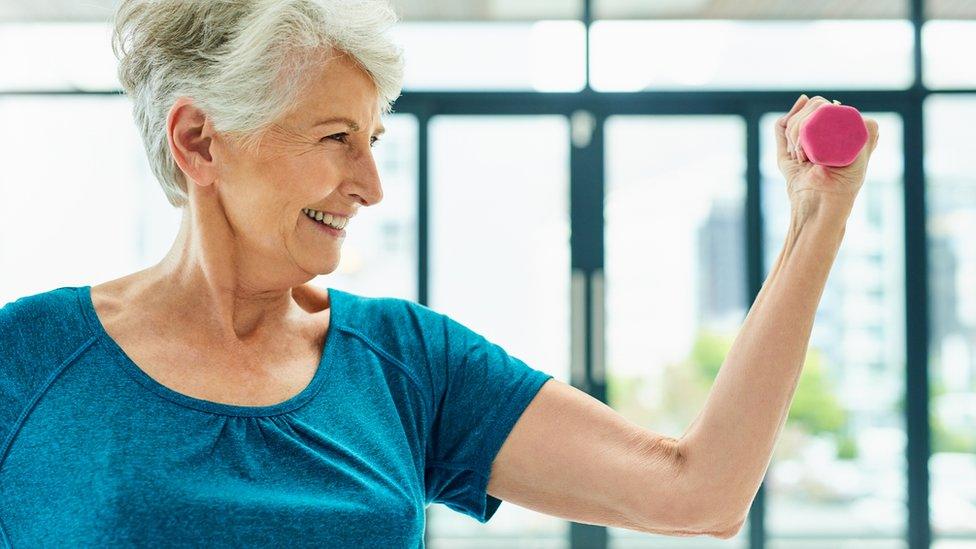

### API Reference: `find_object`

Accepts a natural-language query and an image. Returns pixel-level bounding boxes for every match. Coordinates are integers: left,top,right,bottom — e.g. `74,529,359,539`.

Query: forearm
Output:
674,195,854,526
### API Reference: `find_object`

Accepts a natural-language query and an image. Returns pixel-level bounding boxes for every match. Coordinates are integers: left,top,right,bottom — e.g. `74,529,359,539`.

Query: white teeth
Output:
302,208,347,229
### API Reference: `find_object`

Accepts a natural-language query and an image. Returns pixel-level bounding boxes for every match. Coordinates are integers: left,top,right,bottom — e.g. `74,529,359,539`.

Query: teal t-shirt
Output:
0,285,553,548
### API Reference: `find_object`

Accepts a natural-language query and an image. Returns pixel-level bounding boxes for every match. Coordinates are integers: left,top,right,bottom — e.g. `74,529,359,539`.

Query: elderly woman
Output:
0,0,879,547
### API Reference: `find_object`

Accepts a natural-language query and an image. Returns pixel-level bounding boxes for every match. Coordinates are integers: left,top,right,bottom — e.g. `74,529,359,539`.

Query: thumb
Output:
775,94,808,161
775,114,790,160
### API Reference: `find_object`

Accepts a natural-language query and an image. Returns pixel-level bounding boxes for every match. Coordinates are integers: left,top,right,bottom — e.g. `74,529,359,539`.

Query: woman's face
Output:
208,51,385,276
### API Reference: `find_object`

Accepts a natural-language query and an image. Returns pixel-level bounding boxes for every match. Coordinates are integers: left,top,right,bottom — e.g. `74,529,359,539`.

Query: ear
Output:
167,96,217,188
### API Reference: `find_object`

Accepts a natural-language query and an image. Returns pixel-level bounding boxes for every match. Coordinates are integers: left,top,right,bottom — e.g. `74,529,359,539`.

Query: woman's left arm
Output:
674,95,881,532
484,95,879,539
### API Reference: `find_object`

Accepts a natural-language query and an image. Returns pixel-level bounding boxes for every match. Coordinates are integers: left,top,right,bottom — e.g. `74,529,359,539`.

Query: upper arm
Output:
485,377,740,537
415,302,743,534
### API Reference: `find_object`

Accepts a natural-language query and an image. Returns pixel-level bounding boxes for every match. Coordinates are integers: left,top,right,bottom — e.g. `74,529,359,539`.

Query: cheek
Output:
291,152,343,194
254,158,308,198
248,144,341,211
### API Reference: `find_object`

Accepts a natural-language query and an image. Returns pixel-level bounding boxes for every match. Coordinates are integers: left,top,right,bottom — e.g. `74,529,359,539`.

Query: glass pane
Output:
0,96,167,299
760,112,906,547
604,115,750,547
0,2,119,22
393,21,585,91
0,0,583,23
396,0,581,21
767,541,908,549
595,0,908,19
925,94,976,540
590,20,913,91
316,114,419,299
0,22,119,91
926,0,976,19
931,540,976,549
0,20,588,93
923,21,976,89
426,115,571,547
0,96,417,302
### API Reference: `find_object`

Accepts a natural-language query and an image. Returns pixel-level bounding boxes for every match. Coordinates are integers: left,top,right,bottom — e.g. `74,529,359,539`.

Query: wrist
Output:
784,194,851,257
790,192,854,225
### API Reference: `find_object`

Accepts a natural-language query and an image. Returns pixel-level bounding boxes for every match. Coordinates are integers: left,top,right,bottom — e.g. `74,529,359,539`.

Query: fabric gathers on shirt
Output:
0,285,553,548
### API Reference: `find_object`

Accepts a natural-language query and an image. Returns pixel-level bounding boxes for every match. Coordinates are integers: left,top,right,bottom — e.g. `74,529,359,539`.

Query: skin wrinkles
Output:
89,49,385,401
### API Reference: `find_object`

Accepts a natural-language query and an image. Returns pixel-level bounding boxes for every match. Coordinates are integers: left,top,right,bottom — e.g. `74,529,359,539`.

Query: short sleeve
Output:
0,287,88,455
423,311,554,523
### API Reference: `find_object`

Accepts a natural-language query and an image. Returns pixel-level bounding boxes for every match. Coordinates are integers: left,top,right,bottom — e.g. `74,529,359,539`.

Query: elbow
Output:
709,515,746,539
680,498,747,539
626,434,749,539
703,488,750,539
671,441,751,539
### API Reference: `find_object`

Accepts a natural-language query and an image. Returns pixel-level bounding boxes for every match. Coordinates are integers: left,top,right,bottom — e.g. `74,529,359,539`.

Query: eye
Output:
323,133,381,148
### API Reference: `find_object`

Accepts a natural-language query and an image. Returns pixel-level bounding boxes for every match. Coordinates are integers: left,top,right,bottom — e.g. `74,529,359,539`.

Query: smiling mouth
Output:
302,211,346,237
301,208,347,230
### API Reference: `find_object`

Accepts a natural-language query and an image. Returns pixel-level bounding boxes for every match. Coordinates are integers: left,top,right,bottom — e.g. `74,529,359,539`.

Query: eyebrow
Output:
312,116,386,136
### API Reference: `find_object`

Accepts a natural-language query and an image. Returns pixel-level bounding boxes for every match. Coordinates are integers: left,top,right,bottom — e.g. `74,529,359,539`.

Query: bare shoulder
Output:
89,270,153,321
293,283,332,314
89,279,128,322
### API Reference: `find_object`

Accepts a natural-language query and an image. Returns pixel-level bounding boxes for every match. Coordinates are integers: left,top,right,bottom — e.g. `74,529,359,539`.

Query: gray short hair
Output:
111,0,405,208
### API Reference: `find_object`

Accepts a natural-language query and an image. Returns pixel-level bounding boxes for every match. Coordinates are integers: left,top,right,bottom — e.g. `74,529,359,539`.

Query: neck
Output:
141,202,318,345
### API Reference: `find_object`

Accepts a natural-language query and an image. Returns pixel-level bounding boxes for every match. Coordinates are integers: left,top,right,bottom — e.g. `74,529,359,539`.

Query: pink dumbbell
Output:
798,103,869,167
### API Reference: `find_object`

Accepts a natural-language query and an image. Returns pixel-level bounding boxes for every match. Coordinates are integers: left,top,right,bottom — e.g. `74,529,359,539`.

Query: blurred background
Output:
1,0,974,548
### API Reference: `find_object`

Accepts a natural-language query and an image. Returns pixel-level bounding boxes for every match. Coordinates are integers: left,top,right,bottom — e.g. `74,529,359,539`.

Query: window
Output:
761,112,907,546
604,115,750,546
394,0,581,20
925,94,976,541
426,115,571,547
0,96,162,300
392,21,585,91
594,0,909,20
0,23,118,91
922,21,976,89
590,20,914,91
322,114,419,299
925,0,976,19
0,96,417,302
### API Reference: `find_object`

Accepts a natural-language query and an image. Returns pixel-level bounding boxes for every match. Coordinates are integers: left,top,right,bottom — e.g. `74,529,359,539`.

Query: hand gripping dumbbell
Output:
797,102,869,167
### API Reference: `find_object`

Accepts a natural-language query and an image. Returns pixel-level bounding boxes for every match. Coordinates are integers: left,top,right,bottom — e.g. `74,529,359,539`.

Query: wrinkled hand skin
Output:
776,94,881,213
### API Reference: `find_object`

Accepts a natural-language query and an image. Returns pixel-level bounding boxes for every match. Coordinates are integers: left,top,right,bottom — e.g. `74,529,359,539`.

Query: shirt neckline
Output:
76,284,342,417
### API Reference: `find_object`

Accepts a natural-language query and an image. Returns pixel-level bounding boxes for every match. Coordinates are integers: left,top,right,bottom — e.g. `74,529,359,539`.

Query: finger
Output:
787,101,816,151
782,94,808,154
850,118,880,166
787,98,829,155
784,94,808,125
776,105,803,162
775,110,791,160
866,118,880,152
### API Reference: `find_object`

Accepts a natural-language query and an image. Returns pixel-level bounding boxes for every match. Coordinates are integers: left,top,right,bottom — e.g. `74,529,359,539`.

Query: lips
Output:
303,212,345,237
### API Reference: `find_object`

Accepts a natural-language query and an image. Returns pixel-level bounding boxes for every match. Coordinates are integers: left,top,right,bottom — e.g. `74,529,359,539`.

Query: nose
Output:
348,148,383,207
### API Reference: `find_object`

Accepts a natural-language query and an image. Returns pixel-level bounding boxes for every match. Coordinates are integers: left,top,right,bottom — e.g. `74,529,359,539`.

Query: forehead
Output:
293,53,384,133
